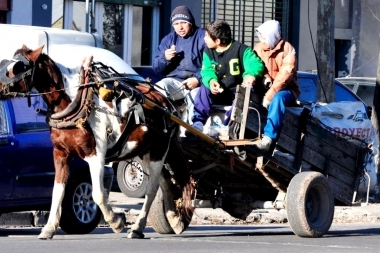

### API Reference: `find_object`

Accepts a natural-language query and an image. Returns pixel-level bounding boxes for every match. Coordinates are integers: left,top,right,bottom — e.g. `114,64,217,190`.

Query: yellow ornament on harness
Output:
99,86,114,101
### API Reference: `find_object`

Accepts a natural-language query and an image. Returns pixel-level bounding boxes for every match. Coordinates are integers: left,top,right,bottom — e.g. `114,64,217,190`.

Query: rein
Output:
2,76,133,98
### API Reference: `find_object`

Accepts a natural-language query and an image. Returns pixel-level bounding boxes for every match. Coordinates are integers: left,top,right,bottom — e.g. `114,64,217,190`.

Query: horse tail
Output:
164,136,195,224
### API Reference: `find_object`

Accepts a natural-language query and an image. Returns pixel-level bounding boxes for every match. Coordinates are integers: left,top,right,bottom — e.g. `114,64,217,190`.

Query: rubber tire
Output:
286,171,334,238
60,173,102,234
149,187,175,234
117,158,148,198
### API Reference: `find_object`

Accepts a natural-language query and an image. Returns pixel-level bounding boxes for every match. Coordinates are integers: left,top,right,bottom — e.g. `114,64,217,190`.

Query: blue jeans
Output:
264,90,294,140
192,84,235,125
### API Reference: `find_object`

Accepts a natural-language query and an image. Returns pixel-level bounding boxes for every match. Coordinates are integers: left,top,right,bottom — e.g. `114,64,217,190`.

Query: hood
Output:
255,20,282,50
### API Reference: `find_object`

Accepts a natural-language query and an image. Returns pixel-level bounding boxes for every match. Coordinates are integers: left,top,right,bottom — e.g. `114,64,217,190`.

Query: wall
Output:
7,0,33,25
295,0,380,77
295,0,318,73
7,0,52,27
161,0,202,41
356,0,380,77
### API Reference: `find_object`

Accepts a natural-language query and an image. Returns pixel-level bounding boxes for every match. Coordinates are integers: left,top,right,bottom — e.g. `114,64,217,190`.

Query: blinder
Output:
0,54,35,106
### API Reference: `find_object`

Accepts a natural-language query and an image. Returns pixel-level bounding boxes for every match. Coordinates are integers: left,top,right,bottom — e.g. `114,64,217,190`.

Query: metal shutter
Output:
202,0,289,48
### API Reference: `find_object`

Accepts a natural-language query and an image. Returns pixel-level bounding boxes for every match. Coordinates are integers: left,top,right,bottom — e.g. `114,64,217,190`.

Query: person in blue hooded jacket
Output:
153,6,205,123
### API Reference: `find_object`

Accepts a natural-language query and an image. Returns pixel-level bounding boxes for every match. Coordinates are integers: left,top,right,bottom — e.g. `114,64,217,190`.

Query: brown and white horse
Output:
0,45,194,239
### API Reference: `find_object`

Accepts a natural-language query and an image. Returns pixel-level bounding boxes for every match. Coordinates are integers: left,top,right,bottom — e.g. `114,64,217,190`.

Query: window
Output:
52,0,64,28
0,100,8,134
298,77,316,103
11,97,49,133
335,82,359,103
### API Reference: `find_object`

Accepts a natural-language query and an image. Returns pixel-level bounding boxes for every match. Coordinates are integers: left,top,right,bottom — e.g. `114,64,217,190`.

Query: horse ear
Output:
28,45,45,62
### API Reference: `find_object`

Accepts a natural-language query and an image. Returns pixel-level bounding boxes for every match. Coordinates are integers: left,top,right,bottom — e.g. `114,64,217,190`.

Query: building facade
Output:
1,0,379,77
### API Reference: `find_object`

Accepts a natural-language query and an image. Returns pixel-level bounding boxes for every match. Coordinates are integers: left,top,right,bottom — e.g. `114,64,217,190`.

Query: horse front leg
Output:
85,155,124,233
38,149,69,240
127,160,163,239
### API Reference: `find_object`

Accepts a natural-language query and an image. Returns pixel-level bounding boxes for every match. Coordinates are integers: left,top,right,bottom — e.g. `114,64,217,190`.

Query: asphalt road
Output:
2,191,380,228
1,223,380,253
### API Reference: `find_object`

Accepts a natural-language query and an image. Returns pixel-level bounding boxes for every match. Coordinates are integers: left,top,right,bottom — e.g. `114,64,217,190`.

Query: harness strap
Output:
134,103,145,124
105,110,139,162
48,67,94,129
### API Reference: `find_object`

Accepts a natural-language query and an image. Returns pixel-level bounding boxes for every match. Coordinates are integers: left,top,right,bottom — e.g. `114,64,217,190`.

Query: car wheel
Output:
117,158,148,198
60,173,102,234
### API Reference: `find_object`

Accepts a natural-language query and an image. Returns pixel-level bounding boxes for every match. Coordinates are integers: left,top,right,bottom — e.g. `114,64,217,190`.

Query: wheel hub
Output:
73,183,97,223
125,162,144,190
80,195,89,209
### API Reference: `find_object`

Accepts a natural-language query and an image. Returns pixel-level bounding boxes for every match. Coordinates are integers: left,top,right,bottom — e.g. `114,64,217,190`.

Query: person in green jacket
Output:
190,20,264,133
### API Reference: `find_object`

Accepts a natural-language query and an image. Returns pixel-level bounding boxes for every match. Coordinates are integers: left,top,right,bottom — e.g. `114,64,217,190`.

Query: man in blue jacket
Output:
153,6,205,124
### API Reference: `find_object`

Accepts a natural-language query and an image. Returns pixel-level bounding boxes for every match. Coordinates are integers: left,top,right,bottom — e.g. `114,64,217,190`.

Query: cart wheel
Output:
149,187,193,234
149,187,174,234
286,171,334,238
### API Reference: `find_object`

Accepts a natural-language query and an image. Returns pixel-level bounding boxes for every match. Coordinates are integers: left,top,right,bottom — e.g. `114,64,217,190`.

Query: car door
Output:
0,100,14,199
0,97,55,201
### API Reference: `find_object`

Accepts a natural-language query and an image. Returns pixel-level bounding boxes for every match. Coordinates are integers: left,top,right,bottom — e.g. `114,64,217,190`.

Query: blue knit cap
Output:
170,6,195,25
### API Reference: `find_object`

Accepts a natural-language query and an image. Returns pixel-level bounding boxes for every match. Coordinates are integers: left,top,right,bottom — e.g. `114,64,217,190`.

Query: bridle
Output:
0,54,36,106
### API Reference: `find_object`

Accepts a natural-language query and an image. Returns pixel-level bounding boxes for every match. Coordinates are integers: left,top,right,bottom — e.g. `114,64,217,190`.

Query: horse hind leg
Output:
127,159,163,239
85,156,125,233
158,172,185,234
161,138,195,234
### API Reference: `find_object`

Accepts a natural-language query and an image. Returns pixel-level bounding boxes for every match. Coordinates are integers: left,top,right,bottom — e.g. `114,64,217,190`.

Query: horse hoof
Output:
127,229,145,239
171,222,185,235
167,214,185,234
110,214,125,233
38,230,55,240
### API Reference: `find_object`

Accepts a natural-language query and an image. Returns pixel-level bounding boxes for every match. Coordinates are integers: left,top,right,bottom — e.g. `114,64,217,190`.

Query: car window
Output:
11,96,49,133
344,84,355,90
335,82,360,102
297,77,317,103
356,85,375,106
0,100,8,135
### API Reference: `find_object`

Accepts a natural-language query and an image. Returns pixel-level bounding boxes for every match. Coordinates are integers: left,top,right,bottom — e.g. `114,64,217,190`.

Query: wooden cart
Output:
147,85,369,238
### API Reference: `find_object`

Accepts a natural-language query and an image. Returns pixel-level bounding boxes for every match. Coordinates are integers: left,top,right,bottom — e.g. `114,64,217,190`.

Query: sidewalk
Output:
1,191,380,228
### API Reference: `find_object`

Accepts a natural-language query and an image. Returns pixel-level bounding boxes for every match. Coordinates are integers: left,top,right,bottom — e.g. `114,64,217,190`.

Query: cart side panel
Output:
245,92,366,205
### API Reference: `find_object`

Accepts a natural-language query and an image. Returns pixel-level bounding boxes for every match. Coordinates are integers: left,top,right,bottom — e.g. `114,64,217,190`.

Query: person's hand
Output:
210,80,223,95
262,98,270,109
165,45,176,61
263,77,272,88
182,77,199,90
241,76,255,88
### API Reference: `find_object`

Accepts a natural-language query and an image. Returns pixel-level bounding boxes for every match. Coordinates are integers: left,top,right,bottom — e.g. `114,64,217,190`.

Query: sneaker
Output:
255,135,272,151
192,121,204,132
185,121,204,137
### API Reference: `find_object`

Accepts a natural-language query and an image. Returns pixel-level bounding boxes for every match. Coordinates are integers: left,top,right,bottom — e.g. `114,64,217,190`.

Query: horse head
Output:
0,45,71,112
0,44,41,98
